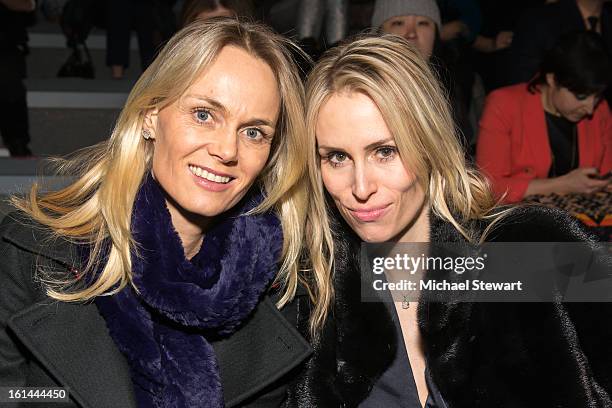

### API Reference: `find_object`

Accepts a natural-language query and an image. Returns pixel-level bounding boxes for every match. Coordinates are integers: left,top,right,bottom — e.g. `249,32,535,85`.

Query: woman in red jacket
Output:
476,31,612,203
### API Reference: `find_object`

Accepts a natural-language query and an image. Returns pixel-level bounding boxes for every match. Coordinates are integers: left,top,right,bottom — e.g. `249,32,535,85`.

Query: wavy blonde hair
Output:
12,19,309,310
303,34,509,331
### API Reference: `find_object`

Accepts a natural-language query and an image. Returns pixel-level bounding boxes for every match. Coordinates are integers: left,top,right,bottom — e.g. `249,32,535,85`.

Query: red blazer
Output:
476,83,612,203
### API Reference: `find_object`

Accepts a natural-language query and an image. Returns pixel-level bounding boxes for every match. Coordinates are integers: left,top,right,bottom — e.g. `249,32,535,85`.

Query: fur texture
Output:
287,205,612,407
95,175,283,408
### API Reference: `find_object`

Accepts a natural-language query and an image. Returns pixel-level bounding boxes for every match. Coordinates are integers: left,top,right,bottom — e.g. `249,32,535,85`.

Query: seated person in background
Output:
371,0,475,153
371,0,441,59
476,31,612,203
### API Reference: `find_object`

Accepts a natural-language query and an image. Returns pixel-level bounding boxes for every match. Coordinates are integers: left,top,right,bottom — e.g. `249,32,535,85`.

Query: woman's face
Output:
546,74,601,122
381,15,436,59
148,45,280,222
316,92,428,243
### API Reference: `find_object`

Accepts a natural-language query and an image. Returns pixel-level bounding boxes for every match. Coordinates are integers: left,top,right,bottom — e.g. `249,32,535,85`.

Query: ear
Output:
545,73,556,88
143,108,159,139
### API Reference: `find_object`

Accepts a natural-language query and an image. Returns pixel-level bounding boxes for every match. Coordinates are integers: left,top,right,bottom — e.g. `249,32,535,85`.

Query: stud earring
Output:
142,129,152,140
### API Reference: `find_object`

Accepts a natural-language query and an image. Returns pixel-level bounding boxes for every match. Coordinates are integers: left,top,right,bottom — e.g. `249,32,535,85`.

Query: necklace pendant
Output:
402,296,410,309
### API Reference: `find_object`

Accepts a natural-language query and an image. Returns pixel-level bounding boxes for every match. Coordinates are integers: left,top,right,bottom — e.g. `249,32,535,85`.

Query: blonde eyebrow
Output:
183,95,229,116
318,137,394,151
184,94,276,128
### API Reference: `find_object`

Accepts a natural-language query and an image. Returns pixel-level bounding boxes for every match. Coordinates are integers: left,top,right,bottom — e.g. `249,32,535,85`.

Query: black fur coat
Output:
285,205,612,407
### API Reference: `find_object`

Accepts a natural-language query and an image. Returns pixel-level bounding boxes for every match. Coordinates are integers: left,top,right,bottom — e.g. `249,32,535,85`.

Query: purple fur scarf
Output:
95,175,283,407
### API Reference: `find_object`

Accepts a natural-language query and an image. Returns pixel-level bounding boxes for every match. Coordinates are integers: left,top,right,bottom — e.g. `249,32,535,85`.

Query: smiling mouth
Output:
349,204,391,221
188,165,235,184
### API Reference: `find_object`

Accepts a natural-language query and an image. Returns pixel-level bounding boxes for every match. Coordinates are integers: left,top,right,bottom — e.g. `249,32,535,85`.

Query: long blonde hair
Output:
304,34,507,331
13,19,309,309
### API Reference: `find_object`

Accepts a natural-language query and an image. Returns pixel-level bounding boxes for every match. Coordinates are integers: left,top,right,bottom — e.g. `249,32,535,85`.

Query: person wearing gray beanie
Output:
371,0,441,58
371,0,441,29
370,0,478,154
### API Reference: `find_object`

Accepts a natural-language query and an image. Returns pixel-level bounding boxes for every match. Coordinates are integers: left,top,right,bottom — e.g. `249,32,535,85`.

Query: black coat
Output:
285,205,612,407
0,212,312,408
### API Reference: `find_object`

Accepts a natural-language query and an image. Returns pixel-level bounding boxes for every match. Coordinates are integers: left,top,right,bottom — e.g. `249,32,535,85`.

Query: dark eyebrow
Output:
184,94,276,129
318,137,395,151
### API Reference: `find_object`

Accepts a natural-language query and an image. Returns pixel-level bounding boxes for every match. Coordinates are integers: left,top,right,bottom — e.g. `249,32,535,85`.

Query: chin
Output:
189,189,248,216
193,207,226,218
565,113,583,122
178,198,229,218
355,227,394,244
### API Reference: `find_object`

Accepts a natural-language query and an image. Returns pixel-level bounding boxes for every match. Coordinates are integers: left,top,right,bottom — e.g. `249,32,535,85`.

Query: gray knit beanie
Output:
371,0,441,29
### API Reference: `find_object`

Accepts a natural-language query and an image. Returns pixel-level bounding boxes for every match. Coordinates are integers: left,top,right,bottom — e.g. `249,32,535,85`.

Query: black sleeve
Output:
0,219,37,388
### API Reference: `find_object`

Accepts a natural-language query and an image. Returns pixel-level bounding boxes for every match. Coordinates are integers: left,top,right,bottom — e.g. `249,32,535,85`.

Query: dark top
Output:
545,112,579,177
360,291,448,408
286,206,611,407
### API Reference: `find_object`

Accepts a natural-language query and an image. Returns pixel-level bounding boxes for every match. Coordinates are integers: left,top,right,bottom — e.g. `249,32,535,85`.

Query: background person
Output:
476,31,612,203
371,0,476,154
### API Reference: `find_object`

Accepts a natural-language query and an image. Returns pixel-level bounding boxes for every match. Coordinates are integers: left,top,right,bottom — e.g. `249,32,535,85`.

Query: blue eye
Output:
245,128,262,139
194,109,211,123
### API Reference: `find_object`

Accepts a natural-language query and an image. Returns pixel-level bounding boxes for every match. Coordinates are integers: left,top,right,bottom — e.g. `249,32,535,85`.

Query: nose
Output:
402,23,417,40
208,129,238,164
351,162,377,201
